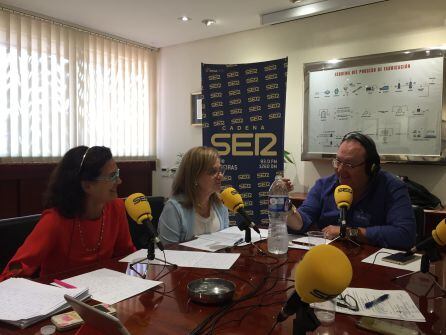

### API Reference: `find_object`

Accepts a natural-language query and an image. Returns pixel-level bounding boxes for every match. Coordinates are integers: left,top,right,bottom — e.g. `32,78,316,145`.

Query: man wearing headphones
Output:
287,132,416,250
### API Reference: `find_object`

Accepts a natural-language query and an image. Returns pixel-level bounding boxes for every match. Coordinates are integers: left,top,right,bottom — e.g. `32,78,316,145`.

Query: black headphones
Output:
341,131,381,177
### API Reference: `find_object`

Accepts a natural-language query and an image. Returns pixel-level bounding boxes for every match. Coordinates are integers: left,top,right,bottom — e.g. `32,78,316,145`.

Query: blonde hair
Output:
172,146,221,208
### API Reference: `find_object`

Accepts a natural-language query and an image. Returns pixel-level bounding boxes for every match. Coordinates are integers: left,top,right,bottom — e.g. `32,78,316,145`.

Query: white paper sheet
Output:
179,226,267,252
313,287,425,322
63,268,162,305
361,248,422,271
120,249,240,270
288,235,331,250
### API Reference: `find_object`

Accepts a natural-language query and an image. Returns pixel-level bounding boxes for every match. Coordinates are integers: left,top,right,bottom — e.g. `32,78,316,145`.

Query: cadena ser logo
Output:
211,133,277,156
132,195,146,204
247,86,259,93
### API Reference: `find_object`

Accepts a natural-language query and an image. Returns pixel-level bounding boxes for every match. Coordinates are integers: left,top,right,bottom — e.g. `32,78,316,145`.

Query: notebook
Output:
0,278,89,329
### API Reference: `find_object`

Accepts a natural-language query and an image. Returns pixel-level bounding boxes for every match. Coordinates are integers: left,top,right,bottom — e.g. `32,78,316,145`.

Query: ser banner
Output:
202,58,287,227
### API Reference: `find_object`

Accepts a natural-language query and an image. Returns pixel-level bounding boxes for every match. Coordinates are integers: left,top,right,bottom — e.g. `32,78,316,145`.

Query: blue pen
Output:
365,294,389,309
233,238,244,246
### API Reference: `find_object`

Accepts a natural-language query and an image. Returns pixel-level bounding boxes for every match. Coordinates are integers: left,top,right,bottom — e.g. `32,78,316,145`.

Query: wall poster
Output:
303,48,446,163
202,58,288,227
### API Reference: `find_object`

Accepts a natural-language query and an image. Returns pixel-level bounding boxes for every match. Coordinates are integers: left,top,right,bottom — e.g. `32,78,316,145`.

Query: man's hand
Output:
282,178,294,192
322,225,340,240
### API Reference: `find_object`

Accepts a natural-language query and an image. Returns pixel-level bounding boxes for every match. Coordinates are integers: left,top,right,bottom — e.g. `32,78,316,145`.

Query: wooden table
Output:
1,241,445,334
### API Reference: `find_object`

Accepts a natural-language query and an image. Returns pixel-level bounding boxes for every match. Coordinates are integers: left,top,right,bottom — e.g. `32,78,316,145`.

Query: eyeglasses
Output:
336,293,359,311
207,166,226,177
332,158,366,170
95,169,120,183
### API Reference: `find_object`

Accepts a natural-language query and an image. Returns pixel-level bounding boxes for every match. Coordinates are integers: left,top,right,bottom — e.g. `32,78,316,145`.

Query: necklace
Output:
76,212,105,253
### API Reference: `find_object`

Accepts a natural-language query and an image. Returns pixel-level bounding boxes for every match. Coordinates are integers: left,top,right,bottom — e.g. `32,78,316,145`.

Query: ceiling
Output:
0,0,384,48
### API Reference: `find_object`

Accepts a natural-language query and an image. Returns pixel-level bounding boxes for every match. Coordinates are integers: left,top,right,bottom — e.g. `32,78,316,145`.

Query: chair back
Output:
0,214,41,272
126,196,165,250
412,205,425,243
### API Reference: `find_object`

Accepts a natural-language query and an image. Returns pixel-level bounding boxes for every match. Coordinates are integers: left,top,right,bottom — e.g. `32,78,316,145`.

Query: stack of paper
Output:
180,226,268,252
61,268,163,305
0,278,89,328
120,249,240,270
312,287,425,322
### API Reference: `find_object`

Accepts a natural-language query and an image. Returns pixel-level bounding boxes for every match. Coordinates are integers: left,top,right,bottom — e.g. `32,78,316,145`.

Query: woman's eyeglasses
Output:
336,293,359,311
332,158,366,170
95,169,120,183
207,166,226,177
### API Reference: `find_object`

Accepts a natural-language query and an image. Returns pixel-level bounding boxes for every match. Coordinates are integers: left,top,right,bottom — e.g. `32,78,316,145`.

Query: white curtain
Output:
0,9,157,161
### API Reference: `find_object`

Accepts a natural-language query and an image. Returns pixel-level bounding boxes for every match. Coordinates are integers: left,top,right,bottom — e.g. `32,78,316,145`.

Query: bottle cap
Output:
40,324,56,335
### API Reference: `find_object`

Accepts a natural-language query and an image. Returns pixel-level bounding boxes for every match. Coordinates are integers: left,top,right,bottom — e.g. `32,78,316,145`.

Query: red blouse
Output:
0,198,136,281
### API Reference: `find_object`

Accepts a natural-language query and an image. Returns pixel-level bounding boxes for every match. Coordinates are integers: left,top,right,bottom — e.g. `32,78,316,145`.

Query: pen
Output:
291,241,315,247
53,279,77,289
233,238,244,246
365,294,389,309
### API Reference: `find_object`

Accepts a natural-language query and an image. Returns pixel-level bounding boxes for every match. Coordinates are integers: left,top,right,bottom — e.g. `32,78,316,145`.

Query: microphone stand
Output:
393,247,445,295
331,209,359,247
129,236,176,279
277,292,320,335
243,224,252,243
292,303,320,335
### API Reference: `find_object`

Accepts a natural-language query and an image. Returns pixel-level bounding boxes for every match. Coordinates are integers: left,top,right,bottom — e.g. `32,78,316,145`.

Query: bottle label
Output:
268,196,289,212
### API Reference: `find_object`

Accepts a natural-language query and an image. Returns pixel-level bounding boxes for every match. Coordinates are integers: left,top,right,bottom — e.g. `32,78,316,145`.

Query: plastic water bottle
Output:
268,174,289,255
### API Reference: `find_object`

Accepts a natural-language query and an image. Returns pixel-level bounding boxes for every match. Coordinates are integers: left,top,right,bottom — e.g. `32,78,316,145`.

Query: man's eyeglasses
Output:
95,169,120,183
332,158,366,170
336,293,359,311
207,166,226,177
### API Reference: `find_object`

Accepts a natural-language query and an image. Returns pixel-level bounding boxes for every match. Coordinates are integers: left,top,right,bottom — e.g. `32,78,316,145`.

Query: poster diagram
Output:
306,57,443,156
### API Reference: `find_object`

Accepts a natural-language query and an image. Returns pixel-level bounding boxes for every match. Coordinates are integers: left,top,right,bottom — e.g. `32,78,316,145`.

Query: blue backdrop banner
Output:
202,58,288,227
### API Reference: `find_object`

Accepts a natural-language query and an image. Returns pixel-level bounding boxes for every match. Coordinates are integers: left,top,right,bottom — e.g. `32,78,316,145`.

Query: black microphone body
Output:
237,207,261,234
141,218,164,251
405,235,438,256
277,292,302,322
277,291,320,335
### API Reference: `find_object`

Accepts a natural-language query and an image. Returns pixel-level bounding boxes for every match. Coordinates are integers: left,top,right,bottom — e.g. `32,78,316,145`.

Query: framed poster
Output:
191,92,203,126
302,47,446,164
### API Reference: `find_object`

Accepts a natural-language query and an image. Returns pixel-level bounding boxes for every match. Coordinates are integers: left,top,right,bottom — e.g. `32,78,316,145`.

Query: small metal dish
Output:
187,278,235,305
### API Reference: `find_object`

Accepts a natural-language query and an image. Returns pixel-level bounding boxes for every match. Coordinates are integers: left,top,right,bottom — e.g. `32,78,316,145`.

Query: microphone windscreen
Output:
432,219,446,246
220,187,244,212
124,193,153,224
295,244,352,304
334,185,353,209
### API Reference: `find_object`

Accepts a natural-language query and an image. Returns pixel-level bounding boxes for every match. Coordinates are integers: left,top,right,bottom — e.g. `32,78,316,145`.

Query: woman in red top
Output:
0,146,136,281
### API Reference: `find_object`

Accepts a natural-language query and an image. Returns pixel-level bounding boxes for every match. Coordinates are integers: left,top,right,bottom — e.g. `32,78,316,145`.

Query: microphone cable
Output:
211,259,296,334
189,256,290,335
189,261,272,335
202,270,293,334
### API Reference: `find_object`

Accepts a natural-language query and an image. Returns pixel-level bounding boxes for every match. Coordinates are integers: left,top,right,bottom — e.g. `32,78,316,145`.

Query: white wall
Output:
156,0,446,202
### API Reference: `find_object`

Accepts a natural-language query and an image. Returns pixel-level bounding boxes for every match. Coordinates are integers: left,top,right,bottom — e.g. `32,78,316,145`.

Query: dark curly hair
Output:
44,146,113,218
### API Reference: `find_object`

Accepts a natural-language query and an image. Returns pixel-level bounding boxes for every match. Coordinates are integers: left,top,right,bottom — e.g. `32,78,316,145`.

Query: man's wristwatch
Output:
347,227,359,238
